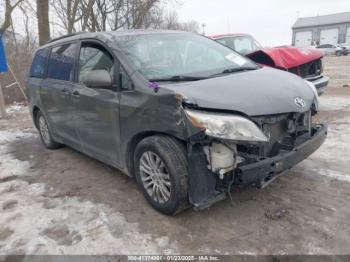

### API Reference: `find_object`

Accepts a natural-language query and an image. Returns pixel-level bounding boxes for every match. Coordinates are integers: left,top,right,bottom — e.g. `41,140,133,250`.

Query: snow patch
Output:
303,115,350,183
0,129,35,144
0,179,178,254
309,116,350,166
5,102,27,114
0,129,178,255
0,130,36,180
316,169,350,183
319,96,350,111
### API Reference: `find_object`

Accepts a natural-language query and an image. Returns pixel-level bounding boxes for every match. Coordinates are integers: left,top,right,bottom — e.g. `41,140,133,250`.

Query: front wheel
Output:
36,111,62,149
134,136,189,215
335,51,342,56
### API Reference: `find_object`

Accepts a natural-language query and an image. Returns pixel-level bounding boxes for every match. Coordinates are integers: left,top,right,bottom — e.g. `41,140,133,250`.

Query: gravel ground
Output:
0,56,350,255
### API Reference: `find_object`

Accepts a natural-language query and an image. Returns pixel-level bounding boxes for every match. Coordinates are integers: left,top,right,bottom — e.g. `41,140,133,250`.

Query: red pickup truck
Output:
210,34,329,95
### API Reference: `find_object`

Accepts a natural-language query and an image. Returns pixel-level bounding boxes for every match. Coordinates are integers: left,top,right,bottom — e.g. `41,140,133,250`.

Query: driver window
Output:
78,44,114,83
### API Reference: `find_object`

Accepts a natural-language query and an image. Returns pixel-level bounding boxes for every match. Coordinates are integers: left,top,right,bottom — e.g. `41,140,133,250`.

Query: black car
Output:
27,30,327,215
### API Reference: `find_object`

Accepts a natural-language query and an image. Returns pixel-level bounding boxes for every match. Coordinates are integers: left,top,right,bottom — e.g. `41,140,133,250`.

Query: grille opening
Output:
288,59,322,78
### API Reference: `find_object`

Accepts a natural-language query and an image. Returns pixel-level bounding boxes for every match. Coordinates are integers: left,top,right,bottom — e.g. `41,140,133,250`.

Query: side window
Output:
120,67,133,91
30,48,49,78
47,43,77,81
217,38,235,51
78,44,114,83
233,37,254,55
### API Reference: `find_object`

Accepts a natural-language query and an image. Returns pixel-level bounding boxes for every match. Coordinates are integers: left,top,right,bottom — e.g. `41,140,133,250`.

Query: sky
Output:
3,0,350,45
176,0,350,46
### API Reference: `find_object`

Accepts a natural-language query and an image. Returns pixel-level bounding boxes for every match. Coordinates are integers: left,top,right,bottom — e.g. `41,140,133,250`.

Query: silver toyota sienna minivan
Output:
27,30,327,215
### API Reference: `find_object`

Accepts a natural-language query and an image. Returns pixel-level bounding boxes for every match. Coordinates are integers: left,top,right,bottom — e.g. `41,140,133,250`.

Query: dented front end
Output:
183,107,327,210
246,48,329,95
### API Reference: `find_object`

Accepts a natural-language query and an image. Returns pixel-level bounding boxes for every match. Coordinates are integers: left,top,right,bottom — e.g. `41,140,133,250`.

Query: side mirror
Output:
83,70,112,89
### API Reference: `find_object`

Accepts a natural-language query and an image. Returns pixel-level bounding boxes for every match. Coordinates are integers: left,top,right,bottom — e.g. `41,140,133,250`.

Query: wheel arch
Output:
32,105,41,128
125,131,187,177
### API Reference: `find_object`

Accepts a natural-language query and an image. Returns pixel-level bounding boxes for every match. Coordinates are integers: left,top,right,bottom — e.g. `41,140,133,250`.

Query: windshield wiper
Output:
149,67,258,82
210,66,258,77
149,75,207,82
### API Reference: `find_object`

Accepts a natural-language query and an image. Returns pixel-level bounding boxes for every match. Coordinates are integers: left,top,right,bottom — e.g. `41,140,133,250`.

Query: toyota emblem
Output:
294,97,306,108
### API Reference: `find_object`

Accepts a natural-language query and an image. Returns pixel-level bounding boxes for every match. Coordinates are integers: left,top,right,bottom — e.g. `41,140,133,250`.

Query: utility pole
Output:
201,23,206,36
0,32,8,118
0,75,6,118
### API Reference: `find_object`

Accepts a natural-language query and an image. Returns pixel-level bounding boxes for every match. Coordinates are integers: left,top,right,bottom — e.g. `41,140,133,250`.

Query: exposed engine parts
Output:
203,142,244,179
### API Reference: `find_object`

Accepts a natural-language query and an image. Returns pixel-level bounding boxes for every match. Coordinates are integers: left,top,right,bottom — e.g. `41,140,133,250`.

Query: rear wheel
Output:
36,111,62,149
134,135,189,215
336,50,342,56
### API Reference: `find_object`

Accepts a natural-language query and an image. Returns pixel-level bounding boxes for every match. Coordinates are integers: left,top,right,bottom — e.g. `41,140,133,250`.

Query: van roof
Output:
210,33,252,39
40,30,190,49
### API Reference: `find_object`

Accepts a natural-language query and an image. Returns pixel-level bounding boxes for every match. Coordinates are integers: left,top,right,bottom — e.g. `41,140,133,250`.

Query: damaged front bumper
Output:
237,124,327,187
188,124,327,210
306,75,329,96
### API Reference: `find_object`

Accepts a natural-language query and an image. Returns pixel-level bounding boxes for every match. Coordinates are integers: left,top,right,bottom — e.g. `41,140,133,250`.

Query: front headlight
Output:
305,80,319,109
185,109,268,142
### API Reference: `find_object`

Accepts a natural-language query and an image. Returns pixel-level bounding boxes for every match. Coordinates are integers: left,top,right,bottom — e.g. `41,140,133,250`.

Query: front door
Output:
70,42,121,166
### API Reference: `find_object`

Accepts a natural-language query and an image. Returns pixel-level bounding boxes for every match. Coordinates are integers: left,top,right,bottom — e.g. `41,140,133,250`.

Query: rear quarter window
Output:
47,43,78,81
30,48,49,78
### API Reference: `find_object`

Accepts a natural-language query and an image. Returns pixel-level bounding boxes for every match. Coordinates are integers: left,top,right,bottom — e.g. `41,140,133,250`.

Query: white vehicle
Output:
338,44,349,55
315,44,343,56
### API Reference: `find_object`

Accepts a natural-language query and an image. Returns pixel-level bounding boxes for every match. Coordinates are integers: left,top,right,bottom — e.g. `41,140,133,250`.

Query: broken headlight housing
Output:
185,109,268,142
305,80,319,110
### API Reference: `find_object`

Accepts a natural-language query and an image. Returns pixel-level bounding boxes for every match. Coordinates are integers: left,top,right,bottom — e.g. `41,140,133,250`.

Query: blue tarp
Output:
0,33,8,73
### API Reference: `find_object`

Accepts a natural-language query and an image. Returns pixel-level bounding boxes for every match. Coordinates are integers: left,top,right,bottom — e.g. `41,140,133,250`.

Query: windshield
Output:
216,36,262,55
116,33,257,80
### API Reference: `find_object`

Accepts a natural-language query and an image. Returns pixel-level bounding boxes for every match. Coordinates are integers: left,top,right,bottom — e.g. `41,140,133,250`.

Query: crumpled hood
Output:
162,67,315,116
247,46,323,69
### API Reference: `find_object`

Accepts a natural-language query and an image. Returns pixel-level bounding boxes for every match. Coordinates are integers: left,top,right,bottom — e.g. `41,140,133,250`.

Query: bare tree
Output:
37,0,50,45
50,0,195,35
107,0,164,30
80,0,96,31
0,0,25,34
52,0,96,33
178,20,200,33
154,10,200,33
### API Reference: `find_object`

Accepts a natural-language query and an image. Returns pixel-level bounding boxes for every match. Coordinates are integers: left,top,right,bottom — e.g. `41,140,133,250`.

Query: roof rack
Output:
48,32,87,43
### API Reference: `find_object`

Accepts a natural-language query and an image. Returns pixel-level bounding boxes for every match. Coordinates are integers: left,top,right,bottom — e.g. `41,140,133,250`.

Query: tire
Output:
134,135,189,215
36,111,62,149
336,51,342,56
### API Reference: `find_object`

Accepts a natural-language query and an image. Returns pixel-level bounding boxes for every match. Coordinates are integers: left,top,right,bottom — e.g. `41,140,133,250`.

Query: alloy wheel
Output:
139,151,172,204
39,115,50,145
